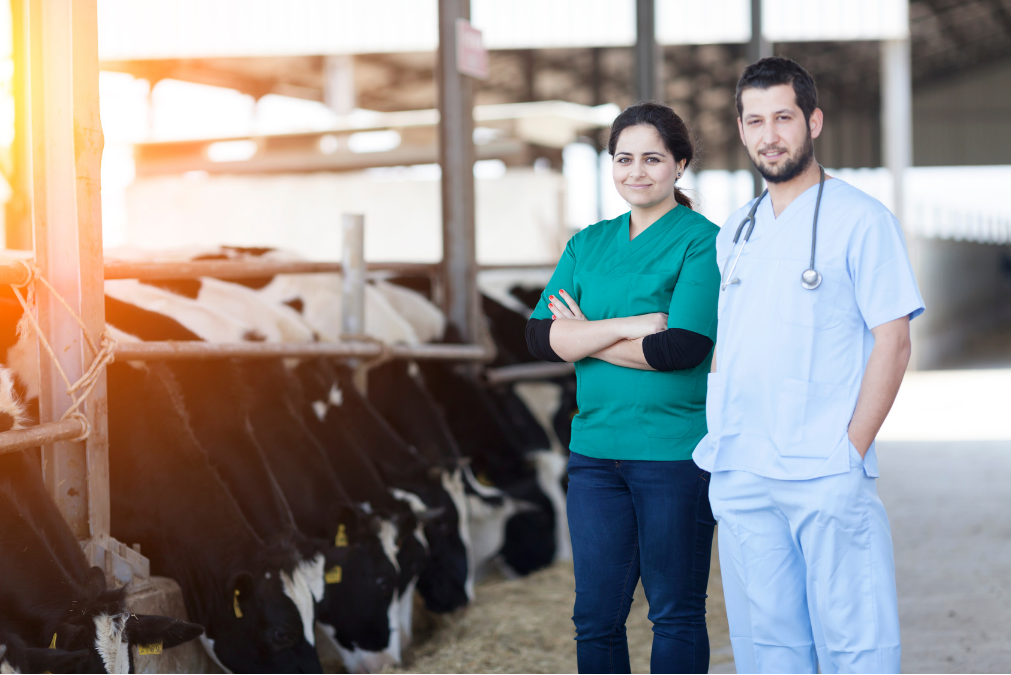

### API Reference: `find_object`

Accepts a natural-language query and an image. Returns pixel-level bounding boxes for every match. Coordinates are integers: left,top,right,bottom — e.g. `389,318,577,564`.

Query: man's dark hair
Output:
735,57,818,121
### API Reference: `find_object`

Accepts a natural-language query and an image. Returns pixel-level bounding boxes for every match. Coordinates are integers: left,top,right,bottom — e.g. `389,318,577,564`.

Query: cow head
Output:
201,566,320,674
312,506,402,672
42,568,202,674
0,629,93,675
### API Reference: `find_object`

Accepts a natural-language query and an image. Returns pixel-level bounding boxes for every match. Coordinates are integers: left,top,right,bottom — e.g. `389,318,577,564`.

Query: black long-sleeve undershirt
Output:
524,318,713,372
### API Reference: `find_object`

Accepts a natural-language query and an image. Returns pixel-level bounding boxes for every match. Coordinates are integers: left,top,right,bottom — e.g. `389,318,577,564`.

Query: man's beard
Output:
750,132,814,184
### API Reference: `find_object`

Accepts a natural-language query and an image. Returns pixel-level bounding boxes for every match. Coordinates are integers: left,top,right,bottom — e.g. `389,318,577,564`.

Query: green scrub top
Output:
531,205,720,461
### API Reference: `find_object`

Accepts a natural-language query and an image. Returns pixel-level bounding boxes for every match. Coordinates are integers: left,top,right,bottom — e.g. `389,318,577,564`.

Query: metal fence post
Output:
341,213,366,337
341,213,368,392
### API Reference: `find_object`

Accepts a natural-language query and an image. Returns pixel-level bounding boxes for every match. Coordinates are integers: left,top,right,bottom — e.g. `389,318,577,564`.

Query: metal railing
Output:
0,227,494,455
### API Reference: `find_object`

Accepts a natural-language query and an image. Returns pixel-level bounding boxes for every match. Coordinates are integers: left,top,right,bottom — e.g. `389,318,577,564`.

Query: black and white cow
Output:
105,359,321,673
0,625,93,674
139,261,474,620
366,360,525,576
296,358,473,616
104,279,408,673
0,429,203,673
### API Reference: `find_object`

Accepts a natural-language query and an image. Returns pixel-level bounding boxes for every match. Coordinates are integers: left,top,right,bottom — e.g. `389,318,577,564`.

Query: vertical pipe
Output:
881,37,917,367
881,38,912,228
635,0,657,102
438,0,479,343
590,47,604,221
748,0,772,199
341,213,365,337
30,0,94,539
324,55,356,116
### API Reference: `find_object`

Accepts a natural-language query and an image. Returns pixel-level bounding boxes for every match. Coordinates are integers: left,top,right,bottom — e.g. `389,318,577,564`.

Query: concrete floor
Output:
878,441,1011,673
712,441,1011,674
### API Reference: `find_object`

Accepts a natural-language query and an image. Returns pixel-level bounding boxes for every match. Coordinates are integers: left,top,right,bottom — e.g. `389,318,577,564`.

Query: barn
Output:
1,1,1009,673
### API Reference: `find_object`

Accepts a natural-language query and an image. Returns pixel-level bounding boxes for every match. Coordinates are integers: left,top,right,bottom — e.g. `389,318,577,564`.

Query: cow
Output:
104,280,408,673
366,360,525,576
0,432,203,673
129,263,473,621
295,358,472,617
105,359,321,673
0,626,92,674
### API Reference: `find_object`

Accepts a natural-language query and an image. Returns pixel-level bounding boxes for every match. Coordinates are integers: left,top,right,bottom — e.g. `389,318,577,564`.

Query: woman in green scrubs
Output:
525,103,720,674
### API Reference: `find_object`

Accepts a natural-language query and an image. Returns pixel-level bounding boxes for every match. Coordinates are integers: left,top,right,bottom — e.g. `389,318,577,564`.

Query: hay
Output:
380,541,733,674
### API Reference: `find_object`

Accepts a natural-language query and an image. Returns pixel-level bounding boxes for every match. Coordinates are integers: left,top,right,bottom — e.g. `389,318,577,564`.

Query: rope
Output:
339,332,394,372
9,260,116,436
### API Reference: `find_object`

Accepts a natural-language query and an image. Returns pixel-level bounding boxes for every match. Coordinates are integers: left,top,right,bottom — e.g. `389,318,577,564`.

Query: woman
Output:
525,102,719,674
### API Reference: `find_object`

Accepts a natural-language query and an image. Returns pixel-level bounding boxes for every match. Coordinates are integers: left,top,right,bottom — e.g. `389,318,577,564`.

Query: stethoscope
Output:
720,164,825,292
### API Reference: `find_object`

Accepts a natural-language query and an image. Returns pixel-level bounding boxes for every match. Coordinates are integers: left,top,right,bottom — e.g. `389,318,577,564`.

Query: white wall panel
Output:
98,0,439,60
656,0,750,45
764,0,908,42
97,0,908,60
472,0,635,49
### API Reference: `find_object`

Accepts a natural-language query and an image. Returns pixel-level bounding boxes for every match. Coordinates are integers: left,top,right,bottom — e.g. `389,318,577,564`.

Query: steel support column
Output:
437,0,480,343
635,0,660,102
881,37,918,367
29,0,110,542
881,38,912,228
748,0,773,199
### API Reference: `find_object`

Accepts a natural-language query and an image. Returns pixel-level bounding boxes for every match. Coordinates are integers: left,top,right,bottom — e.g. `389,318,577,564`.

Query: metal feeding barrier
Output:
0,214,492,460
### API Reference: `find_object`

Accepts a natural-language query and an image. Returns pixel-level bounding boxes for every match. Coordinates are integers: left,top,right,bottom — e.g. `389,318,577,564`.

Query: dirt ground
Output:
382,546,732,675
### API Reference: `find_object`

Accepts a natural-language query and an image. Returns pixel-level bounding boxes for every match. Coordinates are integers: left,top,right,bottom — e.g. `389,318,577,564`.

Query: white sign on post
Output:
456,18,489,80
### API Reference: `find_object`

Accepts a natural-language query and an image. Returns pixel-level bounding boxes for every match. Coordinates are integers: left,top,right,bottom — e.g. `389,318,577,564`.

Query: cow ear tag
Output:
138,642,163,656
335,524,348,547
49,633,57,649
325,565,343,584
233,588,243,619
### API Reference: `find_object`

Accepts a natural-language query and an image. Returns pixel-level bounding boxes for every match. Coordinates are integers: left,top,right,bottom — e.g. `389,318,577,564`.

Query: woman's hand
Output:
621,312,669,340
548,289,586,321
546,288,666,363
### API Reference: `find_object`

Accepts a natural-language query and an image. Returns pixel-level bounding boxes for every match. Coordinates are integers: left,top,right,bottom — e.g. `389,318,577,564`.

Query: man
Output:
693,57,923,674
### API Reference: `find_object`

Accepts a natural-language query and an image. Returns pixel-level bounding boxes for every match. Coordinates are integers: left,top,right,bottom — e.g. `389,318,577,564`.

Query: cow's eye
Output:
267,627,297,650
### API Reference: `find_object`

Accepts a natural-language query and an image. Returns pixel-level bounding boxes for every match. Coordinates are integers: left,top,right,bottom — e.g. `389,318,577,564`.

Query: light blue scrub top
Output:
693,178,925,480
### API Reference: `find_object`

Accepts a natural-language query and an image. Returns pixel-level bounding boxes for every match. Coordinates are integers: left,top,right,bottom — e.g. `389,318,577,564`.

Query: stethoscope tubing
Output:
719,165,825,292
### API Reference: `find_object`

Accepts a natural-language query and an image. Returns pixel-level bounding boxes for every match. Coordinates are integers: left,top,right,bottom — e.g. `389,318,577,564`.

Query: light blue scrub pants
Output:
709,446,901,674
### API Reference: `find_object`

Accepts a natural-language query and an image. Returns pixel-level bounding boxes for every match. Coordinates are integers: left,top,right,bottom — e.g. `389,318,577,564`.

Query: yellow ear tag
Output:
49,633,57,649
476,472,494,487
137,642,163,656
325,565,343,584
335,524,348,547
233,588,243,619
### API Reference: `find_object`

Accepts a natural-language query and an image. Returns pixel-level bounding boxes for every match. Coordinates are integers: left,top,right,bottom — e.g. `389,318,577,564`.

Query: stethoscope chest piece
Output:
800,268,822,290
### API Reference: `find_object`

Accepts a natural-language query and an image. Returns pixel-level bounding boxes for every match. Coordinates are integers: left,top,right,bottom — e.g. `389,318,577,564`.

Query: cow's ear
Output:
227,572,256,619
26,647,94,674
83,566,107,601
327,504,361,544
125,614,203,649
48,622,87,651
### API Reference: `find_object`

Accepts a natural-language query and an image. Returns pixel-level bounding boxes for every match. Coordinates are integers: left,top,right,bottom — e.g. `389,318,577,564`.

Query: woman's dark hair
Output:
735,56,818,122
607,102,696,210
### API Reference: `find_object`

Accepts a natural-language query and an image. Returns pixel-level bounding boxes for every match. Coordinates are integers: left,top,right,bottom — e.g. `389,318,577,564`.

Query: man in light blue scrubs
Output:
694,57,924,674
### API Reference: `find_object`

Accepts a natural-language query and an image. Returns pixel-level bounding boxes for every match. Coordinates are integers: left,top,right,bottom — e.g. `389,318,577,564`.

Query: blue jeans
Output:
567,452,716,674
